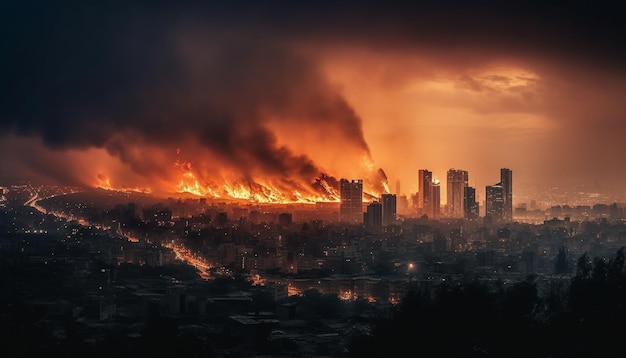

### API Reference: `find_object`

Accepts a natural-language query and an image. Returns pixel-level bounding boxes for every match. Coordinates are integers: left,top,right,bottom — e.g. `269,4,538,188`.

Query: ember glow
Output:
175,160,220,198
96,174,152,195
177,171,210,197
91,148,388,203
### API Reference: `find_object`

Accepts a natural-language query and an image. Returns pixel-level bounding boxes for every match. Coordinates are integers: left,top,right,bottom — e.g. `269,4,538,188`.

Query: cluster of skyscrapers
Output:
338,179,397,230
339,168,513,226
485,168,513,223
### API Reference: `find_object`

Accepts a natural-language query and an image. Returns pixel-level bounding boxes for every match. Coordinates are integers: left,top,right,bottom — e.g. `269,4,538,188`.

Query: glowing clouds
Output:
324,52,558,195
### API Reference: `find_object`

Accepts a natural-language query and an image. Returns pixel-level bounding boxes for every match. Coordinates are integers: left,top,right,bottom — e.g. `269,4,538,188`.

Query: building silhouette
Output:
418,169,433,217
381,193,397,226
464,186,479,220
501,168,513,221
364,201,382,231
447,169,468,218
431,179,441,219
339,179,363,223
485,183,504,222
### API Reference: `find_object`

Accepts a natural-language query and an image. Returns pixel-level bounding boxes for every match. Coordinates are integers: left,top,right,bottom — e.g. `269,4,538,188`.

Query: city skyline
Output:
3,4,626,356
5,139,626,357
2,3,626,204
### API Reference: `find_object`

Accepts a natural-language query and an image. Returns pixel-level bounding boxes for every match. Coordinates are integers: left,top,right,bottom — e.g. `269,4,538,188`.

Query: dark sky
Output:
2,1,626,202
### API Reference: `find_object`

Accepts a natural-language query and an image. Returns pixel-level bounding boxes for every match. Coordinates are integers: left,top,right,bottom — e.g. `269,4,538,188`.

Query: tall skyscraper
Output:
431,179,441,219
340,179,363,223
501,168,513,221
447,169,468,218
418,169,433,216
464,186,479,220
364,201,382,231
485,183,504,222
381,193,397,226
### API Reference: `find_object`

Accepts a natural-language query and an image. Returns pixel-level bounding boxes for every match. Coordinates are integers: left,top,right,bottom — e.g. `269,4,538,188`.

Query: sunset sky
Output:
2,2,626,203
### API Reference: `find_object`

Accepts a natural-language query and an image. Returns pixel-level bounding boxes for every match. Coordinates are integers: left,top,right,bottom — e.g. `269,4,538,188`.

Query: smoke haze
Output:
2,2,626,202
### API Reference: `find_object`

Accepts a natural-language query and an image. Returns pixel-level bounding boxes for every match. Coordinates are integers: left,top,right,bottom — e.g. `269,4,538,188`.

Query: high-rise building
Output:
501,168,513,221
464,186,479,220
418,169,433,216
431,179,441,219
364,201,382,231
447,169,468,218
485,183,504,222
340,179,363,223
381,193,397,226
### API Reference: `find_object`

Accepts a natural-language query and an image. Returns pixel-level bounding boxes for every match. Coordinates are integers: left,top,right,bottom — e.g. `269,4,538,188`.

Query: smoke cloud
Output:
2,2,626,202
0,2,378,200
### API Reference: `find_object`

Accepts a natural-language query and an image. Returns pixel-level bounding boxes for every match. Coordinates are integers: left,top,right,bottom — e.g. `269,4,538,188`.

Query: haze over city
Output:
2,2,626,204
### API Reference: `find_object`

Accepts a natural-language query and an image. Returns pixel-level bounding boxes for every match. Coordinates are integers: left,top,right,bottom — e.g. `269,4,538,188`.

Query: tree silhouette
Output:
563,247,626,356
349,248,626,357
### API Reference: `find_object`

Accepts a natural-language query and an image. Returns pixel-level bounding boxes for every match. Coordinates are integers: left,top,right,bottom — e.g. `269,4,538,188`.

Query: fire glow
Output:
94,157,390,204
96,174,152,195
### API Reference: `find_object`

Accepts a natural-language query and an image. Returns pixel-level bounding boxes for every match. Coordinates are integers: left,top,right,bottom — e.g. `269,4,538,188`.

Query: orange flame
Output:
172,155,342,203
382,181,390,194
177,171,220,197
94,152,385,204
318,177,340,200
96,174,152,194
